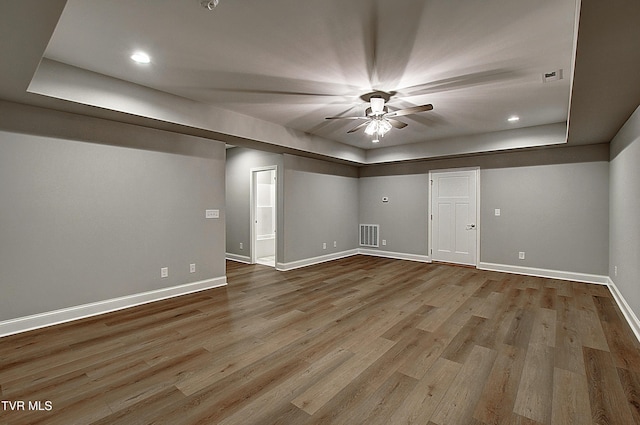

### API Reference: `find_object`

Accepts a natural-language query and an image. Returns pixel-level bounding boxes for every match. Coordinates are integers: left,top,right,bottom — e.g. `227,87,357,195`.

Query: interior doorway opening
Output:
251,167,277,267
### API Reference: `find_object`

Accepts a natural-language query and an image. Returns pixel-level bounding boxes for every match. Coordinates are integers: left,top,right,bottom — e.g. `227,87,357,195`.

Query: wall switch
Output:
518,252,525,260
205,209,219,219
161,267,168,278
239,242,243,250
323,242,327,250
333,241,337,248
382,239,387,246
190,263,196,273
495,209,501,216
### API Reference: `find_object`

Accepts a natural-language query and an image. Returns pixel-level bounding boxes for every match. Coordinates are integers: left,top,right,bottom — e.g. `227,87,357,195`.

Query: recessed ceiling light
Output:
507,116,520,122
130,52,151,64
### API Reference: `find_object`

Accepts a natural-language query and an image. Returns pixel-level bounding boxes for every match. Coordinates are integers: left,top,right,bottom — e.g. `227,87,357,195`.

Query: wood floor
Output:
1,256,640,424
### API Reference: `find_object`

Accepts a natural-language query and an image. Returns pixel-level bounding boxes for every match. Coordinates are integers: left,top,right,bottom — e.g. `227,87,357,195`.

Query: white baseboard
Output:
0,277,227,338
276,249,359,271
8,252,630,344
276,249,430,271
607,277,640,343
359,249,431,263
226,253,251,264
477,262,609,285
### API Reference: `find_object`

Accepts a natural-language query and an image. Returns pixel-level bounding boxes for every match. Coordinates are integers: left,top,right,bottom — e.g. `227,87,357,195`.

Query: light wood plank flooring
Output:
1,256,640,424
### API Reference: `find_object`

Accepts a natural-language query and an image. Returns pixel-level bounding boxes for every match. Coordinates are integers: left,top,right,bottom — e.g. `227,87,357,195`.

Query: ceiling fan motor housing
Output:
370,97,386,115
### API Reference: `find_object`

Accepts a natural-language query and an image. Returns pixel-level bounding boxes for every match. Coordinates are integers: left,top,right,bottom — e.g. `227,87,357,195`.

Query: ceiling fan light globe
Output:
365,120,378,136
379,119,392,135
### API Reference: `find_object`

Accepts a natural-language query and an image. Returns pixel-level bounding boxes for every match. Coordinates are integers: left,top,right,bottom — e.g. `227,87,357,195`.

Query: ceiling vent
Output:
542,69,563,83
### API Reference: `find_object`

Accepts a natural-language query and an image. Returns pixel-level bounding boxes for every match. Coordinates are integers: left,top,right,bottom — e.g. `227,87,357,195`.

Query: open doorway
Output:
251,166,277,267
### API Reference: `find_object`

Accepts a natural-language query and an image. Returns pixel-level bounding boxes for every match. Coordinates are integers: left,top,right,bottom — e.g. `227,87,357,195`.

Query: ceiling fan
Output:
325,91,433,143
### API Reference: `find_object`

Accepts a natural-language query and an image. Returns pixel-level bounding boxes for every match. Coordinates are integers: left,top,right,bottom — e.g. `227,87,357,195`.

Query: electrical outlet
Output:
190,263,196,273
239,242,243,250
161,267,168,278
495,209,501,216
518,252,525,260
205,209,219,219
323,242,327,250
382,239,387,246
333,241,337,248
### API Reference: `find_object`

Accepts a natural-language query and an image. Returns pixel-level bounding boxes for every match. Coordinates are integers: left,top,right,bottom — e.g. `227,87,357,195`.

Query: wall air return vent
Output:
359,224,379,248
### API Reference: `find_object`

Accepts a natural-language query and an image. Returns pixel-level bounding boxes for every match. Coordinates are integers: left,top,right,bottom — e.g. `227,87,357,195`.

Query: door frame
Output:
250,165,278,266
428,167,481,266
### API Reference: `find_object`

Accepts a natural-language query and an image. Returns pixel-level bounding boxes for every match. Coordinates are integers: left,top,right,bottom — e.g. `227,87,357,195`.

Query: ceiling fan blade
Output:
364,2,379,86
347,121,371,133
387,118,408,129
397,69,522,97
385,104,433,118
325,116,368,120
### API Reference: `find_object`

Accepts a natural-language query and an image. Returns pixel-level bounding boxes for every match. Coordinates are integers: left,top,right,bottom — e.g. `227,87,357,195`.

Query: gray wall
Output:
0,99,618,324
610,105,640,316
358,175,428,256
359,144,610,275
283,154,359,264
481,161,609,274
0,103,226,322
225,147,283,260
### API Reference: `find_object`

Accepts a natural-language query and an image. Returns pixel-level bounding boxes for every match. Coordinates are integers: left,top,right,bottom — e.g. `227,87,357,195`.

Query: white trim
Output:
276,249,359,271
476,170,482,265
477,262,609,285
427,166,481,174
250,165,278,267
0,277,227,338
359,249,431,263
427,174,433,262
607,277,640,343
226,253,251,264
277,249,430,271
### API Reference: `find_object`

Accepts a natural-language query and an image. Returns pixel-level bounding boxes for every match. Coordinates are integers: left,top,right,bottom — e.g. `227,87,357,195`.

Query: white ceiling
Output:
43,0,575,150
1,0,639,164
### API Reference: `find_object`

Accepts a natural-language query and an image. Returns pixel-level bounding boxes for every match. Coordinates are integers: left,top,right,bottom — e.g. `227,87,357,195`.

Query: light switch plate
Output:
495,209,501,216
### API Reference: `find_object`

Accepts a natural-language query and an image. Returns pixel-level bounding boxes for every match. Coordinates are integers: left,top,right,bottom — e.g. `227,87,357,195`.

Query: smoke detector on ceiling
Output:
200,0,220,10
542,69,563,83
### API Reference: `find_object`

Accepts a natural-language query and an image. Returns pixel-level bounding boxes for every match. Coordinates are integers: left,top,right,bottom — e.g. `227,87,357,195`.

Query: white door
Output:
430,168,478,266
